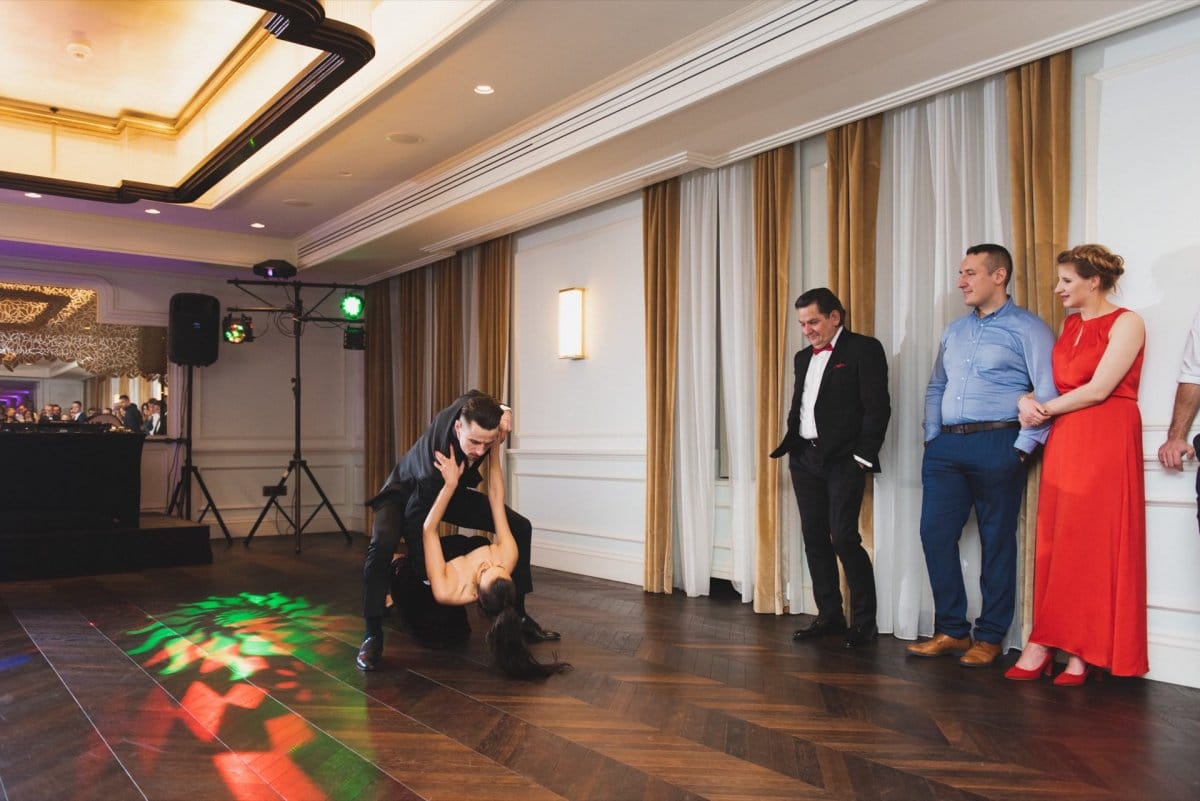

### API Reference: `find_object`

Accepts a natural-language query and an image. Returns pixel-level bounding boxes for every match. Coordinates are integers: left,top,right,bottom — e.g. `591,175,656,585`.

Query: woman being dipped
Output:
1006,244,1147,685
406,446,570,679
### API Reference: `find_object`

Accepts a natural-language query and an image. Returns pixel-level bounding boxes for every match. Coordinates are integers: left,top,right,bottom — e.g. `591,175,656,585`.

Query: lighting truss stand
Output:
238,279,353,552
167,364,232,543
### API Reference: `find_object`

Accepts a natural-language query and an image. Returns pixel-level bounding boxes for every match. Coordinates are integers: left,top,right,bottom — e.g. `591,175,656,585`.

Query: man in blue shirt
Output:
907,244,1057,668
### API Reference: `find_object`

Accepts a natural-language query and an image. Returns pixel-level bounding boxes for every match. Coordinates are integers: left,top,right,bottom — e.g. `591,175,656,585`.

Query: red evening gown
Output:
1029,308,1148,676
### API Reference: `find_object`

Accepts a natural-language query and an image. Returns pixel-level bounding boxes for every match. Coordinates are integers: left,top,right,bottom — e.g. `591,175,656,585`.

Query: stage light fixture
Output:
340,291,365,320
343,326,365,350
252,259,297,279
223,313,254,344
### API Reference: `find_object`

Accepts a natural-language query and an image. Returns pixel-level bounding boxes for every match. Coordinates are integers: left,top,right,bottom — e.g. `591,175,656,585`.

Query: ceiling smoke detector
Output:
66,39,93,62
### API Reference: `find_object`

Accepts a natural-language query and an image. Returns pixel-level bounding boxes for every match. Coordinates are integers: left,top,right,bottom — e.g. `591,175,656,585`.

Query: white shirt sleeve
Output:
1180,308,1200,385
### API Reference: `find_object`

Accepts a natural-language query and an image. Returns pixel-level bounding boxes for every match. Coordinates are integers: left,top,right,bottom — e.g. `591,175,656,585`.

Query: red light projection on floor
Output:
123,592,373,800
214,716,328,801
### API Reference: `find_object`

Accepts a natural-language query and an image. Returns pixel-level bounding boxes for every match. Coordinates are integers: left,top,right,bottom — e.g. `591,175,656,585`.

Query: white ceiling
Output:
0,0,1193,286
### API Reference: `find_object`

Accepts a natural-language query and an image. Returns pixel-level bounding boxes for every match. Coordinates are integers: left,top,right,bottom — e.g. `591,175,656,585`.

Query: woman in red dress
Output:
1006,244,1148,685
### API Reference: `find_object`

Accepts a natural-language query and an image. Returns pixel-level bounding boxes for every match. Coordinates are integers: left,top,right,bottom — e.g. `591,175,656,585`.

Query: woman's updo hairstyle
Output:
1056,244,1125,291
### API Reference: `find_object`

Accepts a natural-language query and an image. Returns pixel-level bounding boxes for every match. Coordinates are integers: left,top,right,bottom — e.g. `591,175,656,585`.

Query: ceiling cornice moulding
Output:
0,0,374,205
297,0,924,267
723,0,1199,162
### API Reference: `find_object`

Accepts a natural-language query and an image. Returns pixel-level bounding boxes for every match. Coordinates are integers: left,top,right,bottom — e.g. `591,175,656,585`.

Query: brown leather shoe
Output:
905,632,971,658
959,640,1001,668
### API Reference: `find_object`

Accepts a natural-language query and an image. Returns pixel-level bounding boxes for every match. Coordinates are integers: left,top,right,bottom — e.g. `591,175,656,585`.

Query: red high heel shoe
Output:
1004,651,1054,681
1052,665,1100,687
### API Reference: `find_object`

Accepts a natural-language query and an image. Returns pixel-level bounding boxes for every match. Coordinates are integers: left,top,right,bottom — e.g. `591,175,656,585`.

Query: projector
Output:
252,259,297,279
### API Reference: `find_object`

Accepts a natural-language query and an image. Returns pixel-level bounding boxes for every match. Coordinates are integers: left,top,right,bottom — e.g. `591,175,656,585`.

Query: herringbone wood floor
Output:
1,533,1196,801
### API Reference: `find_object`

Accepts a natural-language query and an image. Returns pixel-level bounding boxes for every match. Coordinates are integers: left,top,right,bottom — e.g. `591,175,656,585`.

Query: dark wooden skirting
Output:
0,532,1196,801
0,0,374,205
0,514,211,581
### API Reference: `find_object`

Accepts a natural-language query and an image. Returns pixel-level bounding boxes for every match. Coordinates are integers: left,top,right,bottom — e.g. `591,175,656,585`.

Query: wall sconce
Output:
557,287,585,359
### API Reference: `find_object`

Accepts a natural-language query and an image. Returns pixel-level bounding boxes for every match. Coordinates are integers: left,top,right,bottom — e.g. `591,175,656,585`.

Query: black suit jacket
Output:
369,391,490,507
770,330,890,472
122,405,144,433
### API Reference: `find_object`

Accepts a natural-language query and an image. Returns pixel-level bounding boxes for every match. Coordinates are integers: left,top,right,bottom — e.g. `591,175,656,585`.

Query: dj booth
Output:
0,421,144,533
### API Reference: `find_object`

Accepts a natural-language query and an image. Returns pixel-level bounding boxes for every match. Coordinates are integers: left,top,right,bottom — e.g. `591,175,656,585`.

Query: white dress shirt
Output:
799,327,843,440
1180,307,1200,385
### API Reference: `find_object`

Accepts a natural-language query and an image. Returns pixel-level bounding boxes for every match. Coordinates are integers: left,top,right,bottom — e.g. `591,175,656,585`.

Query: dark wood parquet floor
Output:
1,533,1197,801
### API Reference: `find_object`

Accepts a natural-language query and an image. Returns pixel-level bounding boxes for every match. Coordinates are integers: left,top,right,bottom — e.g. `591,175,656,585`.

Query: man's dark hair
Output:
794,287,848,328
459,392,503,430
118,394,130,402
965,243,1013,287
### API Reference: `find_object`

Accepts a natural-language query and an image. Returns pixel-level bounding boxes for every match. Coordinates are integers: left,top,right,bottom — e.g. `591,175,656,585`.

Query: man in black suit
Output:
115,394,143,432
67,401,86,422
771,288,891,648
144,399,165,435
357,390,558,670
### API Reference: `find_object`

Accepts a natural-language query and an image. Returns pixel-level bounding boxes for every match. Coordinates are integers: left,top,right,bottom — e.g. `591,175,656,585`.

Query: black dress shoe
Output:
843,622,879,648
521,616,561,642
792,615,847,641
355,635,382,671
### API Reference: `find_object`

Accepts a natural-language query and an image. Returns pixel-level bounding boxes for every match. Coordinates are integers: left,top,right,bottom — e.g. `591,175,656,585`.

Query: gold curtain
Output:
395,268,429,451
753,146,793,614
83,377,104,414
432,255,464,412
1007,52,1072,334
364,280,395,511
826,115,884,611
477,236,512,401
826,116,883,337
642,178,680,594
1006,51,1072,640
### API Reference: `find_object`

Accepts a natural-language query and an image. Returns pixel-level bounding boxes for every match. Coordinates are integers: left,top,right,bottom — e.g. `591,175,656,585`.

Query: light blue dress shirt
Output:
923,297,1057,454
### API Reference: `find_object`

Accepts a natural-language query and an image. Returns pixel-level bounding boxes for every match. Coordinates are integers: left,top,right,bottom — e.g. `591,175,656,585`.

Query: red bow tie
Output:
812,344,833,354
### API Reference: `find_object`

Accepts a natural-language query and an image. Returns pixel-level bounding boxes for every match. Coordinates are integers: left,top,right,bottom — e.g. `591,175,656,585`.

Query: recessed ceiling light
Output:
385,132,423,144
282,198,312,207
250,222,266,229
24,192,42,199
474,84,494,95
144,208,160,215
338,170,353,177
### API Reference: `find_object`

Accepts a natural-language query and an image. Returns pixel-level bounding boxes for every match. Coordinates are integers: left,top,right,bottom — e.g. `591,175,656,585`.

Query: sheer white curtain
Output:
718,161,758,603
673,170,719,596
873,75,1014,642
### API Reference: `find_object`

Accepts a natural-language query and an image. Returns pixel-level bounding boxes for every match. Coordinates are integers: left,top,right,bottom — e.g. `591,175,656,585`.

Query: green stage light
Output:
340,291,365,320
223,313,254,344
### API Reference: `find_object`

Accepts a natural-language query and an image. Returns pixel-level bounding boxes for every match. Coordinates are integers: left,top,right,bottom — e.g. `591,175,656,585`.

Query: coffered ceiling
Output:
0,0,1192,285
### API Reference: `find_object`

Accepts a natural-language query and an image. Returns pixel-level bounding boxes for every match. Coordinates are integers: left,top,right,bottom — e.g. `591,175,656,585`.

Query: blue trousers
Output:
1194,434,1199,532
919,429,1028,644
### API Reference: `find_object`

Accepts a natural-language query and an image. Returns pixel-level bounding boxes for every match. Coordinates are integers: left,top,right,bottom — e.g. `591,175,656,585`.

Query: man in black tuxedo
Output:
771,288,891,647
357,390,558,670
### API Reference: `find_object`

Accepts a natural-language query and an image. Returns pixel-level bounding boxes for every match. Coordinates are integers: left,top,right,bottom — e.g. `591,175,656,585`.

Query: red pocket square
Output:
833,362,847,369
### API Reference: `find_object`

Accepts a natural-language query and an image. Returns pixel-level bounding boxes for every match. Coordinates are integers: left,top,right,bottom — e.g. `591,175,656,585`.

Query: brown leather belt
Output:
940,421,1020,435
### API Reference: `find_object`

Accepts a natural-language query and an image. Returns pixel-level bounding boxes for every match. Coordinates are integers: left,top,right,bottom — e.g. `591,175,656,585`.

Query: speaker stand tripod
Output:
243,287,351,553
167,364,232,543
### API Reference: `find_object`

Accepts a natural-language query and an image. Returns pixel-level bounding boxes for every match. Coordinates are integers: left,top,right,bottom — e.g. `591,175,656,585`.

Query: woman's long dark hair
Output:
477,577,571,679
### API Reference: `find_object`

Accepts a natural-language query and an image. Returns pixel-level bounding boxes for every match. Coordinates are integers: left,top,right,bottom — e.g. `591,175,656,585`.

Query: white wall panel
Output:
512,194,646,584
1072,6,1200,686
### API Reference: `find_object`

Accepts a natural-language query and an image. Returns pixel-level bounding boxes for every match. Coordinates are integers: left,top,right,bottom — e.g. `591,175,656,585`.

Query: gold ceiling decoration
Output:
0,282,166,377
